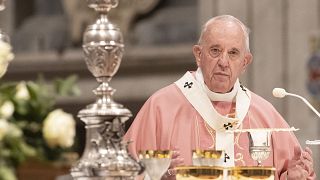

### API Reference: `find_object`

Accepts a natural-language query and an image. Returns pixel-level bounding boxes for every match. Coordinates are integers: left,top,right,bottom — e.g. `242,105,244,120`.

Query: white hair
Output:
198,15,251,52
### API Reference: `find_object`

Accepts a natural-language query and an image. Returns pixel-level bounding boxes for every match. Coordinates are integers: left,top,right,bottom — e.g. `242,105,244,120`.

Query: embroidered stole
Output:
174,72,251,167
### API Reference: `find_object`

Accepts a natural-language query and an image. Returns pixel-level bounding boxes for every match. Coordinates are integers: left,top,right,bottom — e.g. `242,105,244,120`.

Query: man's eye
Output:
229,50,238,55
212,48,220,53
228,50,240,59
210,48,221,57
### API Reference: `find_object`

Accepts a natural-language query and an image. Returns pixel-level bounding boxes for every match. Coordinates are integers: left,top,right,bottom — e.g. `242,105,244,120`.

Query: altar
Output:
0,0,319,179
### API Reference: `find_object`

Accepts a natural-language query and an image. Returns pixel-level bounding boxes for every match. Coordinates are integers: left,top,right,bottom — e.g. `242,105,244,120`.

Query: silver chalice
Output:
248,131,271,166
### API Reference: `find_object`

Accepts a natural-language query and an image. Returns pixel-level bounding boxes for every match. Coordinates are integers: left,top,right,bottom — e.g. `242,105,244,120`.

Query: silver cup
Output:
248,131,271,166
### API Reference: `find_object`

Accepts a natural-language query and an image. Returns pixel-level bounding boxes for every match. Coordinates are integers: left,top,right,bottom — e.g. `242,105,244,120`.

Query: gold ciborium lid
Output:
228,166,275,180
175,166,224,180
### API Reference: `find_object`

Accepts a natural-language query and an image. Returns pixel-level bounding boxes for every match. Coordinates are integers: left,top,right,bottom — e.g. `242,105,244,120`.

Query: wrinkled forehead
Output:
202,20,246,47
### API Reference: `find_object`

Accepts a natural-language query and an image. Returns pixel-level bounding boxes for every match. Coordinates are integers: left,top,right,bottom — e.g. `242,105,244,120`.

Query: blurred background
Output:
0,0,319,179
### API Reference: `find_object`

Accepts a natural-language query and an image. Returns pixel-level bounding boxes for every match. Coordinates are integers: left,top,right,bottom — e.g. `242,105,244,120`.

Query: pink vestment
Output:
124,76,316,179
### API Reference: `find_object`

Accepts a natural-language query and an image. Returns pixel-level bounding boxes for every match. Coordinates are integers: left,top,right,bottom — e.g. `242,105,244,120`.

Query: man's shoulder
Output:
249,91,281,115
248,91,291,127
150,71,195,99
250,91,274,107
251,91,270,104
150,83,184,102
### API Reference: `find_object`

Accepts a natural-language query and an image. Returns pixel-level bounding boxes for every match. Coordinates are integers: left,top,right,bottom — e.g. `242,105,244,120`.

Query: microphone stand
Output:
274,88,320,145
284,92,320,118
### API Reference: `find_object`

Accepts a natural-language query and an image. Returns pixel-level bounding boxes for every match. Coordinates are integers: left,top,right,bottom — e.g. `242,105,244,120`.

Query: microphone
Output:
272,88,320,118
273,88,320,145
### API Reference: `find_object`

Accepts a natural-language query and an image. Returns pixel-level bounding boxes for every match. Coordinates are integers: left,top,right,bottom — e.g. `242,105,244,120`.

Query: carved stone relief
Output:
12,0,68,52
62,0,161,45
10,0,197,52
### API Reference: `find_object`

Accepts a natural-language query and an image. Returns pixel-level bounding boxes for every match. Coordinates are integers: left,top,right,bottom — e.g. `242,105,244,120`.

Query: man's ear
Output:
193,45,202,66
241,52,253,73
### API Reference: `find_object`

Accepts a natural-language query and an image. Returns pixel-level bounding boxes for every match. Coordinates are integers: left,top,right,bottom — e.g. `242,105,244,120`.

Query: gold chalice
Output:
175,166,224,180
139,150,172,180
192,149,223,166
228,166,276,180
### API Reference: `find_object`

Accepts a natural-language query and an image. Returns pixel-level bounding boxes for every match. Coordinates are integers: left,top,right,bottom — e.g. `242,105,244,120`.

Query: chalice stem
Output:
257,160,262,167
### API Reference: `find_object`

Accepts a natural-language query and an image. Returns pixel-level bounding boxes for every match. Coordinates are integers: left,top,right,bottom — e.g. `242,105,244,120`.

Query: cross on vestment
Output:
184,81,193,88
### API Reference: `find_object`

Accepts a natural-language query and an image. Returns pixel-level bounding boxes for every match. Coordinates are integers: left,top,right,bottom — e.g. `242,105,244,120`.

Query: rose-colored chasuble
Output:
124,71,315,179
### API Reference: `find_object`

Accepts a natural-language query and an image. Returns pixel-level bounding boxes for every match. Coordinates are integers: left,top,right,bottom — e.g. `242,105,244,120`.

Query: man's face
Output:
193,20,252,93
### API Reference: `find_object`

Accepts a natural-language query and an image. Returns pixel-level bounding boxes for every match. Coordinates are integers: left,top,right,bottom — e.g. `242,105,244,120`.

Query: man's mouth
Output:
214,72,229,76
212,72,229,81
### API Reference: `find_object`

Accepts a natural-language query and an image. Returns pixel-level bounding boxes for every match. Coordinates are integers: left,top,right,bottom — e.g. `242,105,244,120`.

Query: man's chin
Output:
208,84,231,93
213,75,230,82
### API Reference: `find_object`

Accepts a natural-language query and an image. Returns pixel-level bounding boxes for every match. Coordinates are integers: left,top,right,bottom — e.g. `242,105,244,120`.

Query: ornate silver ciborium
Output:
70,0,141,179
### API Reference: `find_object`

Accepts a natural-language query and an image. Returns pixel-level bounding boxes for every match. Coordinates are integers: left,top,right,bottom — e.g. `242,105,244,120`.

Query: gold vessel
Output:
175,166,224,180
192,150,224,166
192,150,223,159
175,166,275,180
138,150,172,159
228,166,275,180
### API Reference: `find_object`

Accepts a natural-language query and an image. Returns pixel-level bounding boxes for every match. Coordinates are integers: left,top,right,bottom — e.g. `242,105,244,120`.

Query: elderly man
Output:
124,15,315,179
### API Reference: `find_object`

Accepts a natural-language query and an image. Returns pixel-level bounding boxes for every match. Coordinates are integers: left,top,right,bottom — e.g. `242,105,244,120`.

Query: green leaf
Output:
54,75,80,96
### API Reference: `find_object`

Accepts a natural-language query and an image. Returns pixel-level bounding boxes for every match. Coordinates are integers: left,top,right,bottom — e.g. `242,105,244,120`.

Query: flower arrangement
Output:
0,76,80,180
0,39,80,180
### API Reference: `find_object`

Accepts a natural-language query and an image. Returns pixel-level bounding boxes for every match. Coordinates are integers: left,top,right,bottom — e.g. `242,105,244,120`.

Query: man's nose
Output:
217,52,229,68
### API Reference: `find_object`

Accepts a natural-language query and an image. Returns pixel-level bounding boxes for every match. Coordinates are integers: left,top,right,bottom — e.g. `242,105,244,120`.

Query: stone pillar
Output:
197,0,218,36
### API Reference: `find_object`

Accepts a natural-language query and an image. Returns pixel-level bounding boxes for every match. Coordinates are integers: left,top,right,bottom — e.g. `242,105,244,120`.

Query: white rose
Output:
0,61,9,78
7,123,22,138
0,40,14,78
0,101,14,118
43,109,76,148
15,82,30,100
0,119,9,141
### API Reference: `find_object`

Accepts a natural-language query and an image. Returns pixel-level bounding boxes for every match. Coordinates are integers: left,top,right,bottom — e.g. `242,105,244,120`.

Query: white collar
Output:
195,68,239,102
